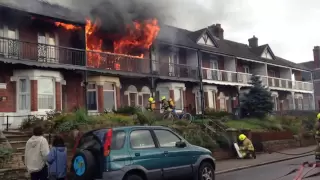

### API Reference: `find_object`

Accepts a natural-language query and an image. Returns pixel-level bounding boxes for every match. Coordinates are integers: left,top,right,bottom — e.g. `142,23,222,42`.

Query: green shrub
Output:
204,108,232,119
114,106,141,115
0,147,13,168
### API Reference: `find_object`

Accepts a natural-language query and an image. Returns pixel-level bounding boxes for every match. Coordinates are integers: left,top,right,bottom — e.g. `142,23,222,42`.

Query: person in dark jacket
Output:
47,135,67,180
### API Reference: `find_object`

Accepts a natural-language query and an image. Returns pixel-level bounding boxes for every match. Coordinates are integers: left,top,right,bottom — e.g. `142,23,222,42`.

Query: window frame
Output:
103,82,117,111
87,83,98,112
37,77,56,111
195,90,202,114
129,129,157,149
16,77,30,112
152,129,182,148
37,32,59,63
174,88,184,110
0,24,19,58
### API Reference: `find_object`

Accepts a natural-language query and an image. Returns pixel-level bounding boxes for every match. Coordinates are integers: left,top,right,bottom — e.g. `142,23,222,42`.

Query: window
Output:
244,66,250,74
272,96,278,111
103,82,116,111
154,130,181,148
195,91,202,114
111,131,126,150
18,78,30,111
87,83,97,111
174,88,183,110
38,78,55,110
38,32,57,63
130,130,155,149
208,60,220,80
219,97,226,111
169,52,179,76
212,91,217,110
0,25,19,57
139,86,151,107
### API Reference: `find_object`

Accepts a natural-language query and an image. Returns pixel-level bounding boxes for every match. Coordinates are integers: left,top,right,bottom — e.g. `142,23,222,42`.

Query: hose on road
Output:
267,149,314,156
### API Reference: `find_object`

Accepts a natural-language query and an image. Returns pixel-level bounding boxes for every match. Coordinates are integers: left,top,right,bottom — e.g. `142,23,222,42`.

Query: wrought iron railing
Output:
0,37,86,66
151,61,199,79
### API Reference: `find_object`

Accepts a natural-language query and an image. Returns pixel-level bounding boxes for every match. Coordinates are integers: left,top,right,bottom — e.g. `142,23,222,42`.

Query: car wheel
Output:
72,150,95,180
198,162,215,180
124,174,144,180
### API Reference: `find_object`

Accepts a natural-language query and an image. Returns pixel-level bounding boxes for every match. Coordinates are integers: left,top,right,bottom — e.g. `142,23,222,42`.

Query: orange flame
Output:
54,18,160,69
54,22,81,31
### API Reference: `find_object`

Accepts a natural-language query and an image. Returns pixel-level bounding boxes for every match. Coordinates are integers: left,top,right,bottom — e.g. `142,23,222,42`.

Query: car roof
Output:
85,126,171,134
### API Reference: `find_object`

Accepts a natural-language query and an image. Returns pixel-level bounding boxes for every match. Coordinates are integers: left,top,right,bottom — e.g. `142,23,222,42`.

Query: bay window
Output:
87,83,97,111
103,82,116,111
139,86,151,108
219,97,226,111
38,78,55,110
17,78,30,111
127,85,138,106
195,91,202,114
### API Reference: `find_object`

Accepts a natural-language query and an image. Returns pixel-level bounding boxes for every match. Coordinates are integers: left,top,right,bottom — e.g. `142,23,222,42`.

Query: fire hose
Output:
267,149,314,156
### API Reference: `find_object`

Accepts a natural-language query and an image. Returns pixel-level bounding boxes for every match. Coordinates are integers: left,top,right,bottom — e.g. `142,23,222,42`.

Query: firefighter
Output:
146,97,156,111
238,134,256,159
168,98,176,113
160,96,170,112
315,113,320,160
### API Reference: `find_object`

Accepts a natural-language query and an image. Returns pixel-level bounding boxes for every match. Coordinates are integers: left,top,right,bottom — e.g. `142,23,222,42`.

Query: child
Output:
47,135,67,180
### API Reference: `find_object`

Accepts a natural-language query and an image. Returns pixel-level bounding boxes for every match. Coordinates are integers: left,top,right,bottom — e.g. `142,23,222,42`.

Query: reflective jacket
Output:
146,101,156,111
241,138,255,151
161,100,169,110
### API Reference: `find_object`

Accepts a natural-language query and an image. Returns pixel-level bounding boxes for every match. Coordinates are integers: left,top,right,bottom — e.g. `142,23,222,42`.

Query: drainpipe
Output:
83,29,88,114
197,50,205,115
149,45,156,97
311,71,316,110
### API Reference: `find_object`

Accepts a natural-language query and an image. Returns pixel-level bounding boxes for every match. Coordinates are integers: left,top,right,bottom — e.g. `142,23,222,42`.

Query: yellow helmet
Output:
148,97,154,102
317,113,320,120
239,134,246,141
161,96,166,100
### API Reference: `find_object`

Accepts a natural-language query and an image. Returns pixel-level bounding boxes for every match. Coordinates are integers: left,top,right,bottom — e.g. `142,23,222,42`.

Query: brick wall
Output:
0,66,15,112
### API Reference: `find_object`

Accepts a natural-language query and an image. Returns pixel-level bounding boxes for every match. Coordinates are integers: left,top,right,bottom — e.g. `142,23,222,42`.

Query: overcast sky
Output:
48,0,320,63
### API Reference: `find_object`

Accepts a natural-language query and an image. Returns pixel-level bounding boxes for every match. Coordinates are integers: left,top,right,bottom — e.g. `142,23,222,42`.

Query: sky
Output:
42,0,320,63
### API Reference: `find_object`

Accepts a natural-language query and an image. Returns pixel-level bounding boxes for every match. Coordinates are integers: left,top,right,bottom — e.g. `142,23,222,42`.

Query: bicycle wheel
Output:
162,111,174,121
181,113,193,123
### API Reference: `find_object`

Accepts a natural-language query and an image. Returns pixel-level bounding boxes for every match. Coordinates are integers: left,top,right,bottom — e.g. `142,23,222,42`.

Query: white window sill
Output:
0,83,7,89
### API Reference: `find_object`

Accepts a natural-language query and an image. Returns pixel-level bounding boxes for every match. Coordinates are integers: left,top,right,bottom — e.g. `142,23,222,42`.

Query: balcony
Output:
86,51,150,74
265,76,313,91
152,61,198,79
0,37,85,66
202,68,252,84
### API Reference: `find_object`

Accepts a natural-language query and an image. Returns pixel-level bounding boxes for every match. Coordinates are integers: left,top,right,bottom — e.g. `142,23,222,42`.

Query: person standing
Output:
25,126,50,180
47,135,67,180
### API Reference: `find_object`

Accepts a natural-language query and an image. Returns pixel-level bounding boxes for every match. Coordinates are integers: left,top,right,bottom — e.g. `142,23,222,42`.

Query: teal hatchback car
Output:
71,126,215,180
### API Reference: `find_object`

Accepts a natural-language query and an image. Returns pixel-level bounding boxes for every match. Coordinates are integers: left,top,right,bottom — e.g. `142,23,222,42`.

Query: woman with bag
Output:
47,135,67,180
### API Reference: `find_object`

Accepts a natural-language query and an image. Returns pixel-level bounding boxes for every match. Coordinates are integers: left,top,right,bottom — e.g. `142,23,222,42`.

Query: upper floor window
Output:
243,66,250,73
0,25,19,57
38,32,58,63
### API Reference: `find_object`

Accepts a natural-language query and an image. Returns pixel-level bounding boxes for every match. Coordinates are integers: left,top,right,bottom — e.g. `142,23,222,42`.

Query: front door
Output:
128,129,163,180
152,129,193,179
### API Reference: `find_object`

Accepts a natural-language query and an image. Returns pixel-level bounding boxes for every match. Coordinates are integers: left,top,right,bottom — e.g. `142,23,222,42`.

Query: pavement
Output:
216,155,319,180
216,146,317,174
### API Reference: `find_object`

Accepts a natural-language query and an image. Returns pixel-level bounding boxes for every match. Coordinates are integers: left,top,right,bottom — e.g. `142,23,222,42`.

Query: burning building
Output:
0,0,315,131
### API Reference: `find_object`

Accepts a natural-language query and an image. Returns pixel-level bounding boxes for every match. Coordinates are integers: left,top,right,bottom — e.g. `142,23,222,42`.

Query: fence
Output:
0,114,47,131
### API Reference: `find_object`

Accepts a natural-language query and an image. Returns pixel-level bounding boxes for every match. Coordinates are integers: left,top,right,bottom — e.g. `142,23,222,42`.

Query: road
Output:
216,155,320,180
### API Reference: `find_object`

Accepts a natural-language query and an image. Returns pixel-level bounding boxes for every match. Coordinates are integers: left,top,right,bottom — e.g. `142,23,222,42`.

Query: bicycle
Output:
162,108,193,123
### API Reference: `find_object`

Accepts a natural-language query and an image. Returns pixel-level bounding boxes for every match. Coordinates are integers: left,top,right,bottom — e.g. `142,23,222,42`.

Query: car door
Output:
152,129,193,179
128,129,164,180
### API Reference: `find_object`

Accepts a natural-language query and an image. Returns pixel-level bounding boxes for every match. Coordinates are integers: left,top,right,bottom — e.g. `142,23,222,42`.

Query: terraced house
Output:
0,1,314,129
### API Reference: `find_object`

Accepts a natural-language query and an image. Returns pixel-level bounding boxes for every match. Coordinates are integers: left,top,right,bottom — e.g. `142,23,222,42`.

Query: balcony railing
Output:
202,68,313,91
0,37,85,66
152,61,198,79
264,76,313,91
202,68,252,83
87,51,150,74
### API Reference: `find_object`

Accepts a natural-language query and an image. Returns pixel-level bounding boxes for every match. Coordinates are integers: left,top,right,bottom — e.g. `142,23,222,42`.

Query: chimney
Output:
248,35,258,48
209,24,224,39
313,46,320,68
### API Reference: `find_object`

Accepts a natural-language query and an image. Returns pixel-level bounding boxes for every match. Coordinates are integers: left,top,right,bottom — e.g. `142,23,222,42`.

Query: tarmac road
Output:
216,155,320,180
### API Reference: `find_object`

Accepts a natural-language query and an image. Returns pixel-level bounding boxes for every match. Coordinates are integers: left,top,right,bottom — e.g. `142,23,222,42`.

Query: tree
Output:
240,75,273,118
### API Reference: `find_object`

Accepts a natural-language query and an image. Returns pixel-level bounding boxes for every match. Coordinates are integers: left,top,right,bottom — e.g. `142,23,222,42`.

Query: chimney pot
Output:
313,46,320,68
248,35,258,48
209,23,224,39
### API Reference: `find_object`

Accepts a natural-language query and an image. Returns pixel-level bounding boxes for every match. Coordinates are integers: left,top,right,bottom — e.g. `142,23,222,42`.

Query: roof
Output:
299,61,314,70
0,0,86,24
156,24,310,71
